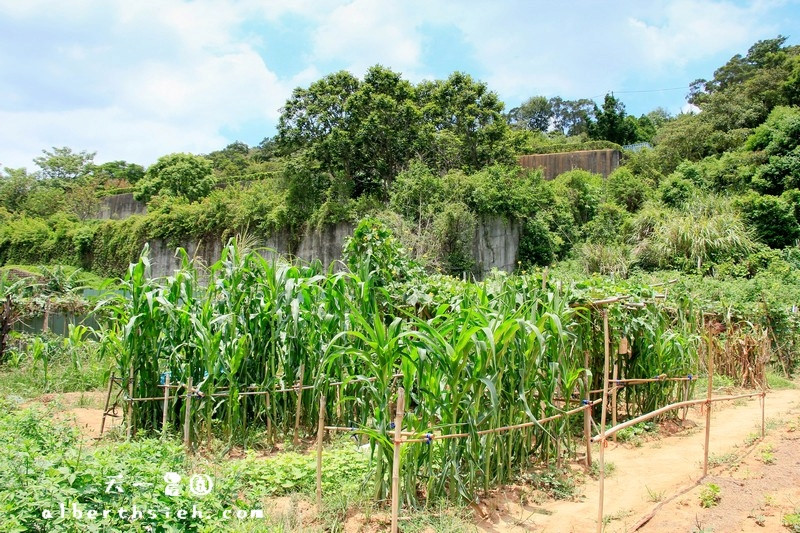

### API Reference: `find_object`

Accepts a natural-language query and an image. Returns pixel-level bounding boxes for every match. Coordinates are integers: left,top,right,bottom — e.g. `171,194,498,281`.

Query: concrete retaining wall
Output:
518,149,620,180
97,193,147,219
147,218,518,279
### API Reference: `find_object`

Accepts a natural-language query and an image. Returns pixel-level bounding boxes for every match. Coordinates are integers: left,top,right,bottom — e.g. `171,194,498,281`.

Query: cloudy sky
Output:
1,0,798,169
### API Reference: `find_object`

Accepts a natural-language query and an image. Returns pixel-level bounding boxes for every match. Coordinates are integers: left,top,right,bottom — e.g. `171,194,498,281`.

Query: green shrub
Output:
518,215,555,267
433,202,476,275
736,192,800,248
659,176,695,208
606,167,651,212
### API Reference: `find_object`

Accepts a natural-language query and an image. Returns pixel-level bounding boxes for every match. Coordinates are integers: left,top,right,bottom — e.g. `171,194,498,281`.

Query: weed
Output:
589,459,616,479
743,432,760,446
707,452,738,468
699,483,721,508
616,421,657,444
646,486,665,502
602,509,632,525
783,511,800,532
759,444,776,465
523,468,577,501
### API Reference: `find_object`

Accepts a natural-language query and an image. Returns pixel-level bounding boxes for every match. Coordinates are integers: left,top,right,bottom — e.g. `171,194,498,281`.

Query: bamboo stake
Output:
336,385,342,421
681,380,690,423
266,392,272,443
183,377,193,452
127,365,134,440
703,336,713,477
99,372,115,437
596,309,610,533
294,363,305,446
611,361,618,443
161,373,171,439
316,394,326,512
391,388,405,533
584,351,592,469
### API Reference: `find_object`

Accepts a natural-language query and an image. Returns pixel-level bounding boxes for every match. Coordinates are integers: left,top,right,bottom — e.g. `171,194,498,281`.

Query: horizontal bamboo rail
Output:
126,373,405,402
402,398,603,443
591,391,764,443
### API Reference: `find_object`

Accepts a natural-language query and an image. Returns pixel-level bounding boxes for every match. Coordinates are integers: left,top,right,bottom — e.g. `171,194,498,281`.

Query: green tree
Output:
507,96,552,132
135,153,216,203
689,36,800,131
588,93,637,145
278,67,514,199
33,146,95,184
420,72,514,172
0,167,37,212
549,96,594,136
92,160,145,186
206,141,252,178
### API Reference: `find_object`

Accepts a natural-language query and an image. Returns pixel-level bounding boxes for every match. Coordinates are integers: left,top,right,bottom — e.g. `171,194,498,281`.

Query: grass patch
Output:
766,371,796,390
616,421,657,445
0,333,110,398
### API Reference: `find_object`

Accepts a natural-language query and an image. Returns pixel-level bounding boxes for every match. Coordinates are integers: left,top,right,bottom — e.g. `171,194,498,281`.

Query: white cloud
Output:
0,0,794,169
627,0,775,71
0,0,288,168
311,0,423,73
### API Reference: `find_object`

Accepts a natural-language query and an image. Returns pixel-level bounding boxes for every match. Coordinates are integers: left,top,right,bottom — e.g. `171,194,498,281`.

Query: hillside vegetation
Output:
1,36,800,370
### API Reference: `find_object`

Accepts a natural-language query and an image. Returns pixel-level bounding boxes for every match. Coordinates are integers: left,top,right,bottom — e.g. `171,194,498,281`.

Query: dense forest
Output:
2,36,800,333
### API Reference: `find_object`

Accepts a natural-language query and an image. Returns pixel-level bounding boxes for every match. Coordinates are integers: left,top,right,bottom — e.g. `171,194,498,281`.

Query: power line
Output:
587,86,688,99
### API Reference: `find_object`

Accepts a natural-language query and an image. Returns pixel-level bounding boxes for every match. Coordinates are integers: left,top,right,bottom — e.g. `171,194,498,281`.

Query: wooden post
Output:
391,388,405,533
611,361,618,443
761,390,766,439
265,392,273,443
316,394,326,512
596,309,611,533
99,372,115,437
294,363,305,446
681,380,690,423
336,384,342,421
161,373,171,438
184,376,193,452
127,365,134,440
583,351,592,468
703,337,713,476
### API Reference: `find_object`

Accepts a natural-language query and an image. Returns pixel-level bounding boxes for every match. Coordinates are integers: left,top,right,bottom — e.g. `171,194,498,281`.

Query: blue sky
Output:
1,0,799,169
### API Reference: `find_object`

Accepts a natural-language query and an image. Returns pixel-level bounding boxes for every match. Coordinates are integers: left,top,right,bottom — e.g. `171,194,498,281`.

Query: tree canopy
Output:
134,153,216,203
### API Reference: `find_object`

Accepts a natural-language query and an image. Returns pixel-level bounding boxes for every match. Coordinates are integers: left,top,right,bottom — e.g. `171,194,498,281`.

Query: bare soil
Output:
476,388,800,532
24,390,120,438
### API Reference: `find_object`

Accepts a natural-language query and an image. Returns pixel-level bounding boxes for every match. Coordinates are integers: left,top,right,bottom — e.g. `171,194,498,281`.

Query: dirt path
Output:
24,391,121,439
477,388,800,532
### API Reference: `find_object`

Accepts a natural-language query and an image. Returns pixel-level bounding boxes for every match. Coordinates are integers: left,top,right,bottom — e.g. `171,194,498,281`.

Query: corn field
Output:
105,241,701,505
